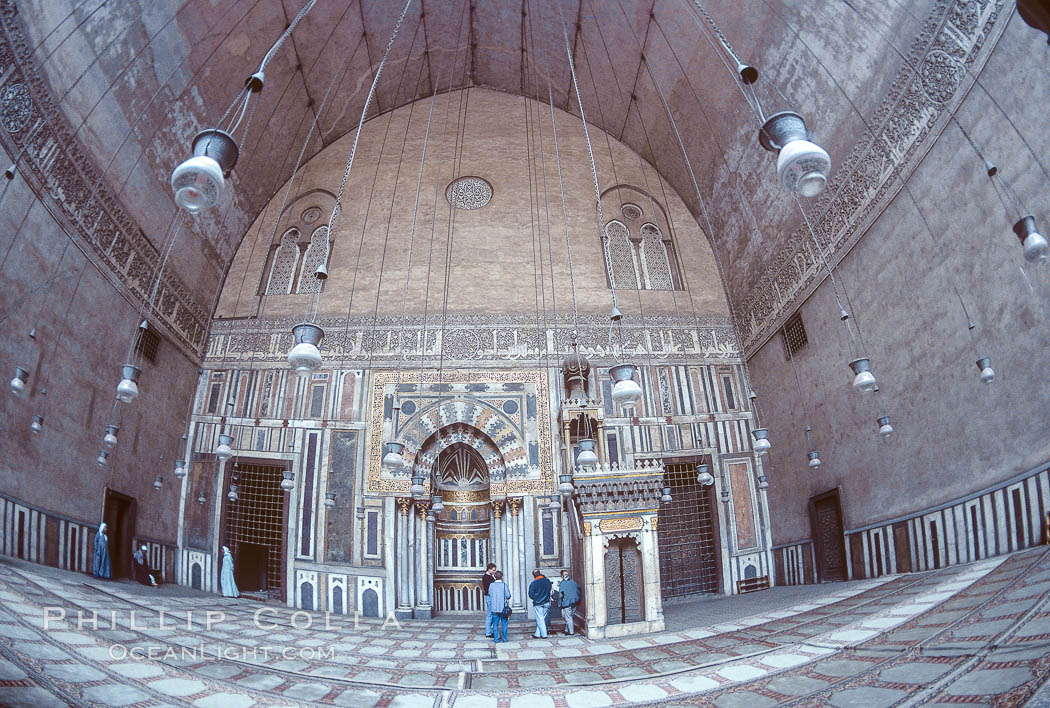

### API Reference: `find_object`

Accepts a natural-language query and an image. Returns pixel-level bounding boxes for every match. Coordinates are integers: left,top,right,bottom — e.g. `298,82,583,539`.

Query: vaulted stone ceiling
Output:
17,0,1010,355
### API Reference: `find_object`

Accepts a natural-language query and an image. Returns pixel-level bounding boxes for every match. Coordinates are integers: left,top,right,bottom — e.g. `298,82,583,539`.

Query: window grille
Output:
783,313,808,357
223,464,286,599
135,327,161,363
658,461,720,598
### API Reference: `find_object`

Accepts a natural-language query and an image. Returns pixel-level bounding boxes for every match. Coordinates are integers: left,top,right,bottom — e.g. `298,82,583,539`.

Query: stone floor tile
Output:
0,685,70,708
878,661,952,684
81,683,151,707
717,664,767,681
766,674,830,696
332,688,384,707
813,658,874,678
0,657,27,680
517,672,557,688
759,652,810,669
828,686,907,708
282,681,333,700
389,694,441,707
712,690,778,708
235,672,285,690
668,674,720,693
193,693,256,708
151,677,209,696
945,667,1034,696
41,662,108,682
565,689,614,707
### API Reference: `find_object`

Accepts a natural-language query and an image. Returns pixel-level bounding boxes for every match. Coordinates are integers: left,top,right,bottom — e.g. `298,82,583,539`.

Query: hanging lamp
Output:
170,128,241,213
153,475,164,491
10,366,28,395
877,415,894,438
30,414,43,434
661,487,673,504
214,433,234,461
976,357,996,384
609,362,643,406
287,323,324,377
576,435,599,469
751,427,772,454
1014,215,1047,263
696,463,714,486
559,473,575,496
759,112,831,197
848,357,877,393
173,459,187,479
325,492,336,508
97,450,110,466
102,424,119,450
227,483,238,502
382,441,406,472
431,495,444,513
280,470,295,492
410,473,425,497
115,365,141,403
807,450,822,469
197,490,206,504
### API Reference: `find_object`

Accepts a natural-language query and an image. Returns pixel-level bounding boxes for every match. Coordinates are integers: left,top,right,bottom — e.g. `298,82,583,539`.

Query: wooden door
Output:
809,489,847,582
605,537,644,624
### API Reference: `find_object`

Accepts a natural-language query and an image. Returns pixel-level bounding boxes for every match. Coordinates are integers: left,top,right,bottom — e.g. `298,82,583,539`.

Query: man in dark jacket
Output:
528,569,552,638
481,563,497,637
557,569,581,635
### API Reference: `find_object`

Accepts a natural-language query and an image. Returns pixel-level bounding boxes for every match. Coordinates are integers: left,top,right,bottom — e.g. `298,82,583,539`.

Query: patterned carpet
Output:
2,549,1050,706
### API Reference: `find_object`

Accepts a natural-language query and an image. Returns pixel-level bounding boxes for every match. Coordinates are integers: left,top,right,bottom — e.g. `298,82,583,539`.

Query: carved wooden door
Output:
605,538,644,624
810,490,847,582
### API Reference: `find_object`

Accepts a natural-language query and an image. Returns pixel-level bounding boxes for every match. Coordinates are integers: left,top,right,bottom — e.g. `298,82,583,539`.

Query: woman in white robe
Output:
220,545,239,598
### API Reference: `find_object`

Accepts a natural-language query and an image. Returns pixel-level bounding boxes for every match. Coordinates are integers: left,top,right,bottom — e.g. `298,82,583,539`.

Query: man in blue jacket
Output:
557,569,581,635
528,569,552,638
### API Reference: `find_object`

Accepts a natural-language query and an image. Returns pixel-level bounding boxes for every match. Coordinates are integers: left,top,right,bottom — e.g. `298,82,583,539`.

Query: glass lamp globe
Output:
548,497,560,510
609,363,643,405
848,358,877,393
325,493,336,508
214,433,234,462
170,129,238,213
170,155,223,212
777,139,831,197
103,425,119,450
115,365,141,403
30,414,43,434
382,442,406,471
661,487,672,504
10,366,28,395
751,428,772,454
153,475,163,490
173,459,187,479
280,470,295,491
559,473,575,495
697,471,715,486
97,450,109,466
431,495,445,513
288,323,325,377
976,357,995,384
227,484,238,502
807,451,822,469
759,112,831,198
877,415,894,438
197,491,206,504
410,474,425,497
1015,216,1048,263
576,438,599,468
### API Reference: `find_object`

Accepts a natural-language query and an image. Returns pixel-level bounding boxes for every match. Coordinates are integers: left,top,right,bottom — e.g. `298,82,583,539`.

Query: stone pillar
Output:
490,500,504,571
508,498,524,609
395,498,412,616
414,501,432,618
583,524,606,639
639,516,665,633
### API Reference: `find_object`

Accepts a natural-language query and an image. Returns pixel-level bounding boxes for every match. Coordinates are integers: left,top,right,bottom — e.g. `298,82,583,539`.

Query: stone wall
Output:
753,15,1050,566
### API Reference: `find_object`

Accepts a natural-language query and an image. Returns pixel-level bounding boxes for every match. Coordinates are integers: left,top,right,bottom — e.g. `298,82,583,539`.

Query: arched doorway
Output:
433,443,491,614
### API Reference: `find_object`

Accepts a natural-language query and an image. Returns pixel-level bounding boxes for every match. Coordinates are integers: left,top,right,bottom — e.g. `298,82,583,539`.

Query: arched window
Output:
604,220,639,290
265,229,300,295
639,223,674,290
297,226,330,294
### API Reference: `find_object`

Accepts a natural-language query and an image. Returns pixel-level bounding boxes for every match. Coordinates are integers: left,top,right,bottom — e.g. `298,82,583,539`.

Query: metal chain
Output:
556,8,619,310
547,81,580,333
322,0,413,247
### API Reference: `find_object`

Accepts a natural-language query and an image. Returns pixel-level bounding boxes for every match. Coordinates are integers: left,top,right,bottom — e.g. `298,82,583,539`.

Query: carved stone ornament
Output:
598,517,644,533
446,176,493,210
397,498,412,516
735,0,1008,356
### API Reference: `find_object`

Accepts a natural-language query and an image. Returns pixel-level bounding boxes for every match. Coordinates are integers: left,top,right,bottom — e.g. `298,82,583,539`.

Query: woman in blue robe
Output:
92,523,111,579
220,546,239,598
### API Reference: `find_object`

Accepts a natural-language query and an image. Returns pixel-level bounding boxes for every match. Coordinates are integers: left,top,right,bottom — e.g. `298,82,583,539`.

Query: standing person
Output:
481,562,497,637
91,523,111,579
132,544,158,587
528,569,552,638
220,546,239,598
557,569,581,636
487,570,511,643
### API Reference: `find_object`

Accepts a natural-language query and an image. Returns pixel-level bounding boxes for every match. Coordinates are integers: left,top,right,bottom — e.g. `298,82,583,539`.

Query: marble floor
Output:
3,548,1050,706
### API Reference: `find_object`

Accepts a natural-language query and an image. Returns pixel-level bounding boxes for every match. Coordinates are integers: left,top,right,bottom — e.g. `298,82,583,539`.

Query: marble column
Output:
414,502,432,618
584,529,607,638
396,498,412,614
490,500,504,571
639,517,665,631
507,498,523,609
